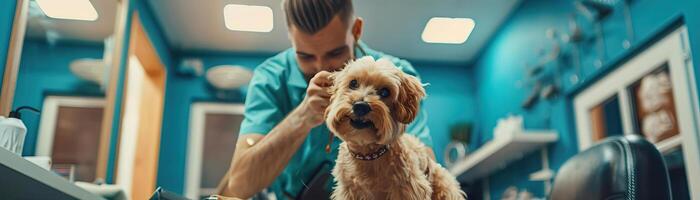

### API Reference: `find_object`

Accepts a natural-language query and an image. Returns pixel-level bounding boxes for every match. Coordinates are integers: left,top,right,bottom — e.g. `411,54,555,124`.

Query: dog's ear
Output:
393,73,426,124
324,70,342,119
324,72,336,117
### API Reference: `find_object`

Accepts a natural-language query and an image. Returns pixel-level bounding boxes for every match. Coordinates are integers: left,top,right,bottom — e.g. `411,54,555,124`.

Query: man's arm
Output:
217,108,312,198
217,72,333,198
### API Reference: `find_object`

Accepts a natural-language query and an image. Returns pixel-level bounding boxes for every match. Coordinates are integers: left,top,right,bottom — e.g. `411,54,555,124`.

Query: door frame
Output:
114,10,167,200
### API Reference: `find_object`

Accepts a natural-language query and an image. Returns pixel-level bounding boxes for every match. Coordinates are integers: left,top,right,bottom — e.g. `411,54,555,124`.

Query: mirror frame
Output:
98,0,129,181
0,0,28,115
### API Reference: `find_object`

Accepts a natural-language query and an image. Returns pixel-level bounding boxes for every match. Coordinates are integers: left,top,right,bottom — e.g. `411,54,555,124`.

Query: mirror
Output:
588,95,623,141
2,0,124,183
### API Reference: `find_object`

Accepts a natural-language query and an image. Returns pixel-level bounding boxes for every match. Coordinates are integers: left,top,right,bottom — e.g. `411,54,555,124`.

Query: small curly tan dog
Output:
325,56,466,200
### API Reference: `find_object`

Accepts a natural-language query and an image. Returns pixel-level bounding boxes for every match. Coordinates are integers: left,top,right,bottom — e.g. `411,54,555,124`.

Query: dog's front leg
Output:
429,163,467,200
331,181,375,200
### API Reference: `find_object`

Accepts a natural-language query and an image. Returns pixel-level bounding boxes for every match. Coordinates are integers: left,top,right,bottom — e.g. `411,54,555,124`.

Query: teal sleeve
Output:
239,67,286,136
406,107,433,147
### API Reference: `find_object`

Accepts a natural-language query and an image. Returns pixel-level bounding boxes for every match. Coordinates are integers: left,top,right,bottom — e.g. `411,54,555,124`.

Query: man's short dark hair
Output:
283,0,354,34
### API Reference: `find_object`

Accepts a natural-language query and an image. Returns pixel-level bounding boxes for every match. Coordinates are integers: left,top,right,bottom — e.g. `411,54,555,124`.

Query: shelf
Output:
0,148,105,200
449,131,558,183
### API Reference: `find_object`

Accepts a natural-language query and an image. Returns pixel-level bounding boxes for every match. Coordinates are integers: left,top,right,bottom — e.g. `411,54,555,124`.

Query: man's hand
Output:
296,71,333,128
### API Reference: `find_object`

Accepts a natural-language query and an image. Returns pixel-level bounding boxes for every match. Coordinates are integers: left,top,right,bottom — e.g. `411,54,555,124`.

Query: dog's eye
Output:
378,88,390,98
349,79,359,89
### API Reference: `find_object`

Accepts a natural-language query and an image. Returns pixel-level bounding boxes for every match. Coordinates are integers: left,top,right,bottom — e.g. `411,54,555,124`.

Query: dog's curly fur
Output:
325,56,466,200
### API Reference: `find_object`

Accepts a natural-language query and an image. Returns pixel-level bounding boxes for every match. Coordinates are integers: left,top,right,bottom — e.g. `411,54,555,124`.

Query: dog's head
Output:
325,56,426,145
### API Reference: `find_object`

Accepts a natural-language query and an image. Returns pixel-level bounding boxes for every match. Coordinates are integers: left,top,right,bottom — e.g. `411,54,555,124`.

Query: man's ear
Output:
351,17,363,42
393,73,426,124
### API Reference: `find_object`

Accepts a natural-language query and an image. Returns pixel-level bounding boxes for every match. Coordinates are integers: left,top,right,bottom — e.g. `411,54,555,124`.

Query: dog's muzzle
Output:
350,101,374,129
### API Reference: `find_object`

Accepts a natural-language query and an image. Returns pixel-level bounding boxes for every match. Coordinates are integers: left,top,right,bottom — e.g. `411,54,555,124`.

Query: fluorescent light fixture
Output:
35,0,99,21
224,4,274,32
421,17,475,44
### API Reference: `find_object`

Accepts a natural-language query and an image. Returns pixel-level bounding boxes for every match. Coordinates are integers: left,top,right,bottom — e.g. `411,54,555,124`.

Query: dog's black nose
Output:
352,101,371,117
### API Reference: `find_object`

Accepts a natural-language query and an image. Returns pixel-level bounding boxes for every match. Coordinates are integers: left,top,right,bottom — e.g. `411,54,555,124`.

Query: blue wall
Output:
411,61,476,164
471,0,700,198
12,40,104,156
156,53,268,193
0,0,17,93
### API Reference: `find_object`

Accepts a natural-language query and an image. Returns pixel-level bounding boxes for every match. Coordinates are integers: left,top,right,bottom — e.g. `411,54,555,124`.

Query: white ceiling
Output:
25,0,118,44
149,0,522,63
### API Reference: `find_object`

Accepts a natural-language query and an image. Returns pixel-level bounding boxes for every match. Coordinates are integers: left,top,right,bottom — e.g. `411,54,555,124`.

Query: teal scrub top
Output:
239,42,433,199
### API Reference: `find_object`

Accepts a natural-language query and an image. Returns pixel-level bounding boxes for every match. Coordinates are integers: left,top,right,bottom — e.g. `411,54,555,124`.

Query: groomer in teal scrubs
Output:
217,0,434,199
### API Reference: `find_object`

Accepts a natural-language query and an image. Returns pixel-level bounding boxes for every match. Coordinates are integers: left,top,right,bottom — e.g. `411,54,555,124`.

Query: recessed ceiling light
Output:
421,17,475,44
224,4,274,33
35,0,99,21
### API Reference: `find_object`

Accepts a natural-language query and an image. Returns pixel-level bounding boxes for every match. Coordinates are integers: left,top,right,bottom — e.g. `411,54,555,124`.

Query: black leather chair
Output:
550,135,672,200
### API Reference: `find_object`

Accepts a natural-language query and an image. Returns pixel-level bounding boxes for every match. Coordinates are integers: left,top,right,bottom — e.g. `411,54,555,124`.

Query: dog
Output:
325,56,466,200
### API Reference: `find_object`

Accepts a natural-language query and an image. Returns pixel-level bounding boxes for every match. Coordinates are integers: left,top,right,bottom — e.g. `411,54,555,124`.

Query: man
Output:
217,0,434,198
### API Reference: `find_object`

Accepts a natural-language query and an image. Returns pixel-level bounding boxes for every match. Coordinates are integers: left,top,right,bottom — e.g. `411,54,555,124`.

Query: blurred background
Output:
1,0,699,199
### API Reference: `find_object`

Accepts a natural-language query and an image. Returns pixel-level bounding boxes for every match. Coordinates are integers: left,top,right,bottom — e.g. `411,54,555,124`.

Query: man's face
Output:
289,16,361,79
